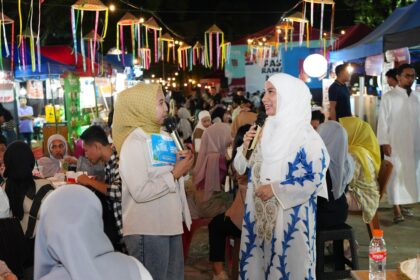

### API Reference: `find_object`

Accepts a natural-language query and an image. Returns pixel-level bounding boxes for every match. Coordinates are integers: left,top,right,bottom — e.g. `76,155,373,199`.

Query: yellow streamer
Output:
18,0,22,47
103,9,108,38
306,22,310,48
116,24,120,61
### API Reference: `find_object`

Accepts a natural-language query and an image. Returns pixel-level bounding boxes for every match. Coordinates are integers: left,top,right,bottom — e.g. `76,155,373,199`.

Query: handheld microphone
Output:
164,117,185,151
245,111,267,160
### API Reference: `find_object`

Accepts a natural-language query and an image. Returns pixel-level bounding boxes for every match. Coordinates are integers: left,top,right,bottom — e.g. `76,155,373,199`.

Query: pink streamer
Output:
216,33,220,69
154,30,157,63
120,25,124,65
21,38,26,71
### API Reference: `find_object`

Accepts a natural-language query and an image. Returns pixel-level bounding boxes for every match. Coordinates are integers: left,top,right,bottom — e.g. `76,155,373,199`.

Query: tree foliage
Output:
344,0,415,27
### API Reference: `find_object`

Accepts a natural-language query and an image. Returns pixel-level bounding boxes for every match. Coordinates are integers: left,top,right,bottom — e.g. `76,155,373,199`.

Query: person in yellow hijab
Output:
112,83,194,280
340,116,381,223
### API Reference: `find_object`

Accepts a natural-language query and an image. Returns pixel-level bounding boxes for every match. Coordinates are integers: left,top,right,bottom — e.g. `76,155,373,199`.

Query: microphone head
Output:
164,117,177,133
256,111,267,126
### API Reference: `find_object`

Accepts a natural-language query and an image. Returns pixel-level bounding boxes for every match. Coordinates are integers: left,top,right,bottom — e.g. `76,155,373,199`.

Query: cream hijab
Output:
260,74,328,199
112,83,162,153
193,110,211,134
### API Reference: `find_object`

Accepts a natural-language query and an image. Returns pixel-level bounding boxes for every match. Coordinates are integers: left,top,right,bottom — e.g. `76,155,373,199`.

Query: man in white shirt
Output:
377,63,420,223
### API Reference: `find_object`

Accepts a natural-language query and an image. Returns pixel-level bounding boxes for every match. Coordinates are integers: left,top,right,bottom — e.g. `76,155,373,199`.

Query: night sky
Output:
3,0,356,51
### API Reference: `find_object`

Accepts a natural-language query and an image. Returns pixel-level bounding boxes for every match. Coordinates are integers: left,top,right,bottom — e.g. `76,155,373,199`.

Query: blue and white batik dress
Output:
239,140,329,280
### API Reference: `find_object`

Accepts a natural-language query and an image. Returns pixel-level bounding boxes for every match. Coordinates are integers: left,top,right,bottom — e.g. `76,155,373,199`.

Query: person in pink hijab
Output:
190,123,232,219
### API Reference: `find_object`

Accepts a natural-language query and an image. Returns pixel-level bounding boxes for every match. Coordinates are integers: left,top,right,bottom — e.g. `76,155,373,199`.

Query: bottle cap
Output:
372,229,383,238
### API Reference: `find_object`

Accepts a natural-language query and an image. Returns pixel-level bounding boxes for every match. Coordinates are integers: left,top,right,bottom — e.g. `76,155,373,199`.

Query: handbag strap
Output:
25,184,54,238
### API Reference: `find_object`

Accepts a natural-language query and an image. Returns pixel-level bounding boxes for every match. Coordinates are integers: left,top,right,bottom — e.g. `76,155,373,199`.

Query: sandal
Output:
401,207,414,217
393,215,405,223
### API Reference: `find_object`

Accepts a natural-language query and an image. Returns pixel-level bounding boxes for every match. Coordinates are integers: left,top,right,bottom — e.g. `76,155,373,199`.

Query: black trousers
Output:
208,213,241,262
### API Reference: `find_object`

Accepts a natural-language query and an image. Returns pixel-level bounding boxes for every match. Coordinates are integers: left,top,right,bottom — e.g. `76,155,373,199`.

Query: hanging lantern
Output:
204,24,224,69
139,48,151,70
284,11,309,47
159,33,175,63
192,41,203,66
17,0,43,72
177,44,192,71
71,0,109,72
302,0,335,46
0,12,14,71
142,17,162,63
276,20,294,51
117,12,141,66
83,30,103,74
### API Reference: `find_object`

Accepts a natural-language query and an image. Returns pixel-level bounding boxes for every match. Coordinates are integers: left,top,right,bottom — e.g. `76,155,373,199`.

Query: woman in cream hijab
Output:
112,83,193,280
234,73,329,279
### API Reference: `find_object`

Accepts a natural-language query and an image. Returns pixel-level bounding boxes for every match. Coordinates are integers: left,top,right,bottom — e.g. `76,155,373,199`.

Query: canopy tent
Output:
330,1,420,62
4,44,75,80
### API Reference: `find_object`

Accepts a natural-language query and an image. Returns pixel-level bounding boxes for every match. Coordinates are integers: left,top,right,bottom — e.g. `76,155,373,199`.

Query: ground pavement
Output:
185,197,420,280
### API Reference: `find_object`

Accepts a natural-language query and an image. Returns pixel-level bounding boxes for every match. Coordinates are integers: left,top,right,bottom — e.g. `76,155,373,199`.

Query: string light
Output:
109,4,116,11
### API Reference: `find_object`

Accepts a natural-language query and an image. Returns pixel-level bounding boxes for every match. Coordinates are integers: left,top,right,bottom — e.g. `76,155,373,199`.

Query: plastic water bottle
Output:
369,229,386,280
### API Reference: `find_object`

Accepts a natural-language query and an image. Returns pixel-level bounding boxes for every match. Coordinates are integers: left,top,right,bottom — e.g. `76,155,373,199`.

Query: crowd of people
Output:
0,63,419,280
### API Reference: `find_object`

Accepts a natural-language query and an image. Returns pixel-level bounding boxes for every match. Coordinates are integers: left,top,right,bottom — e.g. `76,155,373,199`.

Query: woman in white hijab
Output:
34,185,152,280
317,121,354,229
192,110,211,153
234,73,330,279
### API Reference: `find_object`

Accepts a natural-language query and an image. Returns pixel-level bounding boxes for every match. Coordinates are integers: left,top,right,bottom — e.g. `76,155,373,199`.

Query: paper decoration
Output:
139,48,151,69
177,44,192,71
192,41,203,66
159,33,175,63
303,0,335,46
83,30,103,74
17,0,43,72
0,12,14,71
247,37,278,66
142,17,162,63
204,24,230,69
276,20,294,50
116,12,141,66
284,11,309,47
71,0,108,73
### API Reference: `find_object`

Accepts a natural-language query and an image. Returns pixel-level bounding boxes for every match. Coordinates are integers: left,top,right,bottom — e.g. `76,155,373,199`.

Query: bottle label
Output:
369,251,387,261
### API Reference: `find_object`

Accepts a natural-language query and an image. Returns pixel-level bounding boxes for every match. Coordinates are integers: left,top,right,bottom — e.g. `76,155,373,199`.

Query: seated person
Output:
208,124,250,280
317,121,354,229
4,141,53,270
76,156,105,182
189,123,233,219
34,185,152,280
340,117,381,224
76,125,124,251
311,108,325,130
38,134,77,178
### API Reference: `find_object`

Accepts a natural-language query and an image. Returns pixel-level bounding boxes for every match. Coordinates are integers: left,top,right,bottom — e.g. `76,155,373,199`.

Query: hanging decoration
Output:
203,24,225,69
17,0,43,72
139,48,151,69
220,42,231,69
302,0,335,46
158,33,175,63
177,43,192,71
117,12,141,66
284,11,309,47
0,12,14,71
192,41,203,66
142,17,162,64
276,20,294,51
247,37,278,66
83,30,103,74
71,0,108,73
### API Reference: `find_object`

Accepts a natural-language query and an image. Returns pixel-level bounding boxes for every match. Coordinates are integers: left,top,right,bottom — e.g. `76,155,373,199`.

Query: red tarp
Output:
40,45,100,77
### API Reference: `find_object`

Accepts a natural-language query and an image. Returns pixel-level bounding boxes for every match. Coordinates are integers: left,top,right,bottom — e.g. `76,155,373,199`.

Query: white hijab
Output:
34,185,151,280
193,110,211,133
260,73,328,199
38,134,69,178
318,121,355,200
